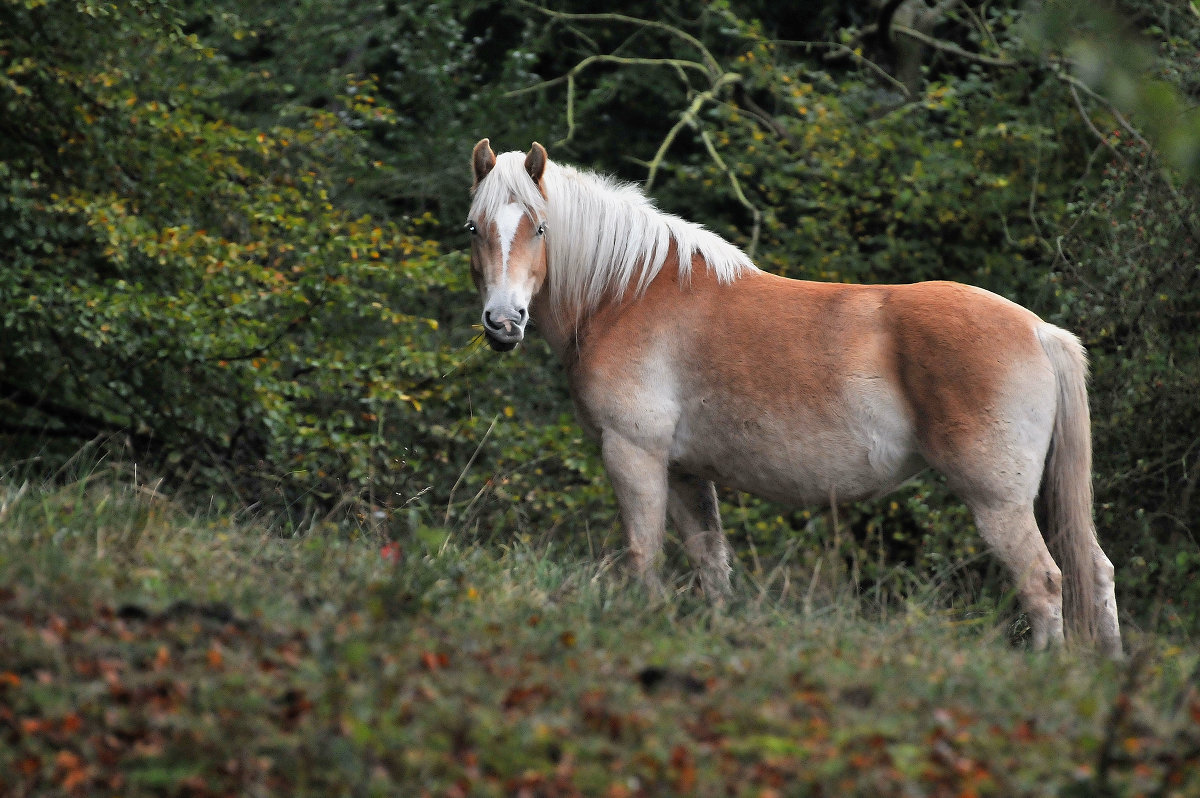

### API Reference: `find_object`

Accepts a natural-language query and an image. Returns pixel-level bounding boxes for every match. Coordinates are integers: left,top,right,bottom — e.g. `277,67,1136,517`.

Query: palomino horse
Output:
466,138,1122,657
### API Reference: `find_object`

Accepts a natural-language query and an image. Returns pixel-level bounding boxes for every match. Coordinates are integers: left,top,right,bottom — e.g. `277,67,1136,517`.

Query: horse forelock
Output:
470,150,757,323
469,151,547,227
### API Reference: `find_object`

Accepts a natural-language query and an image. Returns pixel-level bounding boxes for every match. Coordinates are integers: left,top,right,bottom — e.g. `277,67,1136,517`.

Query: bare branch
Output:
955,0,1001,53
514,0,723,78
643,72,741,191
1051,64,1151,150
1067,80,1126,163
696,126,762,259
776,38,913,99
516,2,763,255
548,54,714,147
505,56,710,100
731,82,800,149
644,92,711,192
890,23,1020,67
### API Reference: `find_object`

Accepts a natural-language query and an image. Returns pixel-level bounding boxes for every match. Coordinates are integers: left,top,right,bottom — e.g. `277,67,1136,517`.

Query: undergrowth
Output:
1,466,1199,797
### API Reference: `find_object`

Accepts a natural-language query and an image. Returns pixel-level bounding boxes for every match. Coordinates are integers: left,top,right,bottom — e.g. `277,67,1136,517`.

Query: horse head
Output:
467,138,548,351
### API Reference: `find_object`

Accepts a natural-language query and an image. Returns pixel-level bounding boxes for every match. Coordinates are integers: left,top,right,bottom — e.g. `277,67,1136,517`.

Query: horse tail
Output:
1036,324,1119,654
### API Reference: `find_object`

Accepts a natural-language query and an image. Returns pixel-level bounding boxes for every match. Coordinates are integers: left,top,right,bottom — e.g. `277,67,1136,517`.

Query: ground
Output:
1,473,1198,797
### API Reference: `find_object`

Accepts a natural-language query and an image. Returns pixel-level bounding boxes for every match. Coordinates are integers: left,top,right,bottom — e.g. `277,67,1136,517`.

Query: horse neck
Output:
530,245,688,363
530,287,576,359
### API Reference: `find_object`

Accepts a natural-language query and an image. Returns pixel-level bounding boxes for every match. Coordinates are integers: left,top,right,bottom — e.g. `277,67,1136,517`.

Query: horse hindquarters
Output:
922,317,1121,656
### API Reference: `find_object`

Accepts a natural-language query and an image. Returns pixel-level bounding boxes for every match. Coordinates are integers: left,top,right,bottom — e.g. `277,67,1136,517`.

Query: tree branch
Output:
514,0,723,78
891,23,1020,68
1066,80,1126,163
732,82,800,150
777,39,912,99
515,3,763,256
1050,63,1151,150
643,73,740,191
504,55,711,100
696,125,762,259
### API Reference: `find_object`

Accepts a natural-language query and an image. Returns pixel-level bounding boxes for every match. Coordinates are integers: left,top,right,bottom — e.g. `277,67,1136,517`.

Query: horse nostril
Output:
484,308,525,332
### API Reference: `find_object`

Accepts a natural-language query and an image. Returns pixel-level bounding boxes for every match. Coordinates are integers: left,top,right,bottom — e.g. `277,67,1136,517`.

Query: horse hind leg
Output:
970,501,1066,650
668,471,732,599
601,430,670,597
1089,542,1122,658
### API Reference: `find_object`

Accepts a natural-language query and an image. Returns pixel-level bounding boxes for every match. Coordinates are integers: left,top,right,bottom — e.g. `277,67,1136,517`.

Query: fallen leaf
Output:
55,749,81,771
671,744,697,793
61,712,83,735
501,684,553,711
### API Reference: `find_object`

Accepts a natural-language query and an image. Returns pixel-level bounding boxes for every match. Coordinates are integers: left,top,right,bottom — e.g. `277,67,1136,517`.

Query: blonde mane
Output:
469,152,757,318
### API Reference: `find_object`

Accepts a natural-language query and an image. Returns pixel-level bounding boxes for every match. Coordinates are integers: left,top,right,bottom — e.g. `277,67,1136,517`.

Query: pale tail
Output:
1036,324,1121,654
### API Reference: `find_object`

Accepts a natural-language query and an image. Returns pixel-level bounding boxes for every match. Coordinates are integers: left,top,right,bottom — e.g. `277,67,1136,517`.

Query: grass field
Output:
2,468,1199,797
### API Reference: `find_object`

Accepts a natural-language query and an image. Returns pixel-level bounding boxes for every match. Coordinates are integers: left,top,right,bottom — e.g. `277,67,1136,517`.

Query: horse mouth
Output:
485,332,520,352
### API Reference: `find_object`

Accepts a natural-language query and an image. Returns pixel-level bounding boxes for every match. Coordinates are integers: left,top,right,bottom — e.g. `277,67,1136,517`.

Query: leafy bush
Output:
0,0,460,511
1048,142,1200,632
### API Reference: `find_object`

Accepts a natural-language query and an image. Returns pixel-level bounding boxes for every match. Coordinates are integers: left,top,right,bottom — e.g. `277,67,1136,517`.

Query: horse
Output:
465,138,1123,657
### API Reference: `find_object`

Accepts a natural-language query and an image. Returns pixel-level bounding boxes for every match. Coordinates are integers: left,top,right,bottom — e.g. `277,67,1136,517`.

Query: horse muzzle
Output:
482,308,526,352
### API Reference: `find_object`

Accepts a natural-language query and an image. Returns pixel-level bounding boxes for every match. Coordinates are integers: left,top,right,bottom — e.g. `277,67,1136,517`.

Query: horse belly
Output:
668,377,925,505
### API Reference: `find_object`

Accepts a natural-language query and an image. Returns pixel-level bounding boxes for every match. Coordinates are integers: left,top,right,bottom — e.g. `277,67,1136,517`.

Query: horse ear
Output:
472,138,496,188
525,142,547,185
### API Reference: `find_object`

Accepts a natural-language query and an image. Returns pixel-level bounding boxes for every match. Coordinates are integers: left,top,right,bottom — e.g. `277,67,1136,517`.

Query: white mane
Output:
470,152,757,318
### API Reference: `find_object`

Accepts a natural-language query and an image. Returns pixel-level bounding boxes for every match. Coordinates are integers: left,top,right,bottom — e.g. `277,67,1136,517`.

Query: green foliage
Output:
668,64,1084,296
0,0,473,512
1028,0,1200,178
177,0,560,222
1047,142,1200,632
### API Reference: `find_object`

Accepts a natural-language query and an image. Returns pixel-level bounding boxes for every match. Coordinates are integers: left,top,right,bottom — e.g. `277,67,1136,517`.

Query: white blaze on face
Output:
494,203,525,279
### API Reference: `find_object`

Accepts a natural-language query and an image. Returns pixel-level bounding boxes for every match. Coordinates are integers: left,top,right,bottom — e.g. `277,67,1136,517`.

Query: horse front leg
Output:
601,430,670,597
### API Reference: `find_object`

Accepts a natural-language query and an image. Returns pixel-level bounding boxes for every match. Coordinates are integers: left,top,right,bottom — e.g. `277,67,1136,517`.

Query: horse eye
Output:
536,222,546,237
466,221,478,235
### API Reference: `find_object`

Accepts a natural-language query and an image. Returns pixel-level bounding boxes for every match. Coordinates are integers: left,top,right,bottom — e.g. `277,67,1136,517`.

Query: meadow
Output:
2,464,1198,797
